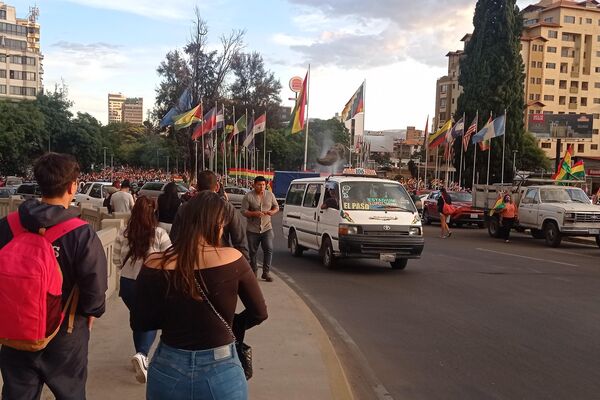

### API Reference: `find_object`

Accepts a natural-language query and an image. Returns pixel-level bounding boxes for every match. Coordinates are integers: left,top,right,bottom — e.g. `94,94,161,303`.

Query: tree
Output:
520,132,551,172
455,0,527,186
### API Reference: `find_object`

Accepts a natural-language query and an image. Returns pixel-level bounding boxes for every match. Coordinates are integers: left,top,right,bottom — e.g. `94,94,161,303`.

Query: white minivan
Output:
282,169,424,270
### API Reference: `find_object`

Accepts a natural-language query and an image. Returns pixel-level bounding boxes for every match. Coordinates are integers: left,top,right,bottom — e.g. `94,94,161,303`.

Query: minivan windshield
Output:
341,181,416,212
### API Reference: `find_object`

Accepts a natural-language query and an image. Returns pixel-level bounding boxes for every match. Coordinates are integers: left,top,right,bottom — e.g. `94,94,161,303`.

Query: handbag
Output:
442,203,455,216
194,277,253,380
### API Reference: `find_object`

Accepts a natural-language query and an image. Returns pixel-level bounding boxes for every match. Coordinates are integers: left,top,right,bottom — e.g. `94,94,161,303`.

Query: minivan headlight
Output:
408,227,422,236
339,224,359,235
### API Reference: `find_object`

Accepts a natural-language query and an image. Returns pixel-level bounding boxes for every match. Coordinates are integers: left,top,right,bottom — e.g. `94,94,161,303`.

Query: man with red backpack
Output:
0,153,108,400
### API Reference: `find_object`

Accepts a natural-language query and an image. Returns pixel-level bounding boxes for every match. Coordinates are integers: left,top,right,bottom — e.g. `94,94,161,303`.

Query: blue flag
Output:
160,88,192,128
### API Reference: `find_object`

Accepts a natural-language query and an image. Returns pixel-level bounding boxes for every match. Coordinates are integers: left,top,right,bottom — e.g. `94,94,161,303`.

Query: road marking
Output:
475,248,578,267
550,249,598,259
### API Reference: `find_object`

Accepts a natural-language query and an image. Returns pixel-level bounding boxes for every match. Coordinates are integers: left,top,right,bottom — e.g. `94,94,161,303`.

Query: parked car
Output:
0,187,17,198
422,191,484,227
282,170,424,270
224,187,251,208
15,183,42,200
75,182,114,208
137,181,188,199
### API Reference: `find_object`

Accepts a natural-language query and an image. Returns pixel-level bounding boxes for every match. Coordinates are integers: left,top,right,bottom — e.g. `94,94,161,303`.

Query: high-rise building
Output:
434,0,600,159
0,2,43,100
108,93,143,124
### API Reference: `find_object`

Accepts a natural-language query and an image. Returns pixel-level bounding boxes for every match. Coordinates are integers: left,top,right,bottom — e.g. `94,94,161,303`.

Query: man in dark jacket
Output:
170,170,249,260
0,153,108,400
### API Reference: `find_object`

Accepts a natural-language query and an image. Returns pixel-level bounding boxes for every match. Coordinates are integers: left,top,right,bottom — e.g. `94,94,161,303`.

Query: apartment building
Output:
0,2,43,100
434,0,600,159
108,93,143,124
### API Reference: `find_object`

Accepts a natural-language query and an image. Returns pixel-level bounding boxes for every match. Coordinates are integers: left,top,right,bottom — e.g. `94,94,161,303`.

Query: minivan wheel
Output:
390,259,408,270
320,237,336,269
543,221,562,248
289,231,303,257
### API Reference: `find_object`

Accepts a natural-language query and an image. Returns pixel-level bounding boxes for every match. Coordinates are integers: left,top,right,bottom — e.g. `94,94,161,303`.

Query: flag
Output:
216,108,224,129
253,113,266,134
429,119,452,148
228,114,246,143
341,83,364,121
472,114,506,143
423,116,429,147
172,103,202,130
464,115,477,151
552,146,573,180
242,114,255,148
291,71,308,134
571,160,585,179
489,194,506,216
159,88,192,128
450,116,465,139
479,139,490,151
192,106,217,140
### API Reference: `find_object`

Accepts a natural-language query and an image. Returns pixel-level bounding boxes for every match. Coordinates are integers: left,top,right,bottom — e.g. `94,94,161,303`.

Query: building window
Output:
562,33,575,41
440,98,447,108
8,86,36,96
0,10,6,20
581,97,587,106
596,67,600,73
545,79,555,85
0,54,5,62
594,129,599,135
594,98,600,104
592,144,598,150
598,35,600,42
531,61,537,68
594,114,600,119
547,46,557,53
569,97,577,104
582,82,588,90
559,96,566,105
0,84,5,94
549,30,558,38
440,84,447,94
541,142,551,149
560,63,569,73
596,83,600,89
544,17,554,23
0,22,29,37
559,80,567,89
546,62,556,69
564,16,575,23
530,77,536,84
0,69,5,78
532,44,538,51
544,95,555,101
578,144,585,153
586,18,593,24
561,47,574,57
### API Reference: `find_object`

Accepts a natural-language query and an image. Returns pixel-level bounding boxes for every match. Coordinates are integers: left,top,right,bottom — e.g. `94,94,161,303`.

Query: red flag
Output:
192,106,217,140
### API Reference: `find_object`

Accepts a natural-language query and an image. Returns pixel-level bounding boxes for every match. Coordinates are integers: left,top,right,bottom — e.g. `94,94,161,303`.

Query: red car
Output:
422,191,484,228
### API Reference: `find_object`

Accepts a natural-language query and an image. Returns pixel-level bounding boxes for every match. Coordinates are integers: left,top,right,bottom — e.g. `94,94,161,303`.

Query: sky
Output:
9,0,531,130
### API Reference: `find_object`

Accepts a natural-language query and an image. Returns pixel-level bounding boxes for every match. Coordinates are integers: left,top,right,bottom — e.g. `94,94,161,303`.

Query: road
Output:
268,214,600,400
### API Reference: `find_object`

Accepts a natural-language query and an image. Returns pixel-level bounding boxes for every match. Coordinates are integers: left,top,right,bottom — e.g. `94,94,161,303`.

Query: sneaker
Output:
131,353,148,384
447,231,453,237
261,272,274,282
505,240,510,243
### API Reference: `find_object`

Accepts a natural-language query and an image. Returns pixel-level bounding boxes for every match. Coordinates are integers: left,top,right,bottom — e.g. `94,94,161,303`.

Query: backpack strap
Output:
7,212,26,236
44,218,88,244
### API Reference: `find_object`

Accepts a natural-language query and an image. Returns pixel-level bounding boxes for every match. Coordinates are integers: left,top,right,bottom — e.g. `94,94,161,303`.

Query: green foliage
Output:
520,132,551,172
455,0,538,186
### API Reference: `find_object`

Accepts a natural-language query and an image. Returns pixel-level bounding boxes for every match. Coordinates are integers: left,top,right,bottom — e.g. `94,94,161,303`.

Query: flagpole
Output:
486,112,493,186
458,113,465,188
263,113,267,172
424,116,429,189
472,111,478,189
194,140,198,183
501,109,507,185
233,106,237,185
201,99,205,171
222,103,226,180
303,64,311,171
362,78,366,167
251,109,256,171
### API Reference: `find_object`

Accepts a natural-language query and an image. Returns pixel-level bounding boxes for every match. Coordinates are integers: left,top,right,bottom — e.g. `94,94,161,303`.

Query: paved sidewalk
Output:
2,271,353,400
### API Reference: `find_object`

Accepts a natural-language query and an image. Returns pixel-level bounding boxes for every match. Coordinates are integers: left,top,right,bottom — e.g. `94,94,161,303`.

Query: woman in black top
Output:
437,187,453,238
134,191,267,400
157,182,181,233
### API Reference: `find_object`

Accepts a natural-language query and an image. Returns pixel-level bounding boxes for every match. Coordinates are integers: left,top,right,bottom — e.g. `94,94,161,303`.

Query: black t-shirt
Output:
157,195,181,224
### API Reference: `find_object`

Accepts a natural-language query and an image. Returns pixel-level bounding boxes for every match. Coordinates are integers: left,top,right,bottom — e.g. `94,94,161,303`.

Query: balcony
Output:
570,87,579,93
568,103,578,110
571,70,580,78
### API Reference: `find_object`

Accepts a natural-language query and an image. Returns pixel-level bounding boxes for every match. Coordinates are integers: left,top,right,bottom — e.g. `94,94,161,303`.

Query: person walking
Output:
241,176,279,282
111,179,135,213
499,194,517,243
113,196,171,383
157,182,182,234
133,191,268,400
0,152,108,400
437,187,453,238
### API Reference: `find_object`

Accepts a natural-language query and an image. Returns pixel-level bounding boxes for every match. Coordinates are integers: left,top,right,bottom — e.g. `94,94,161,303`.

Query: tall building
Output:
0,2,43,100
434,0,600,159
108,93,143,124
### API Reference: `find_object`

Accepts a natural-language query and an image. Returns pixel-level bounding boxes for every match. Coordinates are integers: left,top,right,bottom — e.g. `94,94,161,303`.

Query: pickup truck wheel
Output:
596,235,600,249
422,210,432,225
488,217,501,238
320,237,336,269
390,259,408,270
531,229,545,239
543,221,562,248
288,231,304,257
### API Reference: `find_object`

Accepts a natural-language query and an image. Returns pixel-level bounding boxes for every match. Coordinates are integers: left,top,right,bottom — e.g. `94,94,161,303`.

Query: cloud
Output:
62,0,203,20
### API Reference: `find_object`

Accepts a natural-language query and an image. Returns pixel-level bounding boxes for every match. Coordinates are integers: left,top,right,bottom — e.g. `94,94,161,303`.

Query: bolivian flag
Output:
552,146,573,181
571,160,585,179
291,71,308,134
489,194,505,216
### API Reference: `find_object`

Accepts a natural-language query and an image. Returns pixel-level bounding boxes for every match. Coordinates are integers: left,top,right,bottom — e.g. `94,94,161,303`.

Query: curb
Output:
272,269,355,400
564,236,598,247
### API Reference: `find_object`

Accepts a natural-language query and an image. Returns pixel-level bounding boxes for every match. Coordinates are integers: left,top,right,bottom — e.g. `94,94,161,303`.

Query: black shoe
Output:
261,273,273,282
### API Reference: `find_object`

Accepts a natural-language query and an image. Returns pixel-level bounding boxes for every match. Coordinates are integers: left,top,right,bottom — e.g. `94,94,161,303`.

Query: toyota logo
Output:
383,225,391,231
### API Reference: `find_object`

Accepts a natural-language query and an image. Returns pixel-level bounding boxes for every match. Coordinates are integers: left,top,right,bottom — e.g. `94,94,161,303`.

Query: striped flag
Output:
428,119,452,148
291,71,308,134
464,115,477,151
253,113,266,134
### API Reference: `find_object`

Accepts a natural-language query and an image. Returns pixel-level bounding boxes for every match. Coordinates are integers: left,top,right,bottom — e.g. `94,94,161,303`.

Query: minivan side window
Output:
303,184,322,208
286,184,306,206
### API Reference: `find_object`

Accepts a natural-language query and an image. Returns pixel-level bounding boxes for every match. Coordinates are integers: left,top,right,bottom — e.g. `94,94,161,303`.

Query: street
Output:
269,214,600,400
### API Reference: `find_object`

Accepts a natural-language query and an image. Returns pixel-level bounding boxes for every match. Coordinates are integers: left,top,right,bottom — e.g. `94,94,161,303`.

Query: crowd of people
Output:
0,153,279,400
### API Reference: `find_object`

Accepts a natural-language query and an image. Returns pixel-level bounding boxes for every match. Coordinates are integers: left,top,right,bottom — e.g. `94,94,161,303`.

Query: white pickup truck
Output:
473,184,600,248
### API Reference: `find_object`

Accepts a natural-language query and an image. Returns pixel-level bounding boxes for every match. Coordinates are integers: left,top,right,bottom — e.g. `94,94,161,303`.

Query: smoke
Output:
316,129,347,173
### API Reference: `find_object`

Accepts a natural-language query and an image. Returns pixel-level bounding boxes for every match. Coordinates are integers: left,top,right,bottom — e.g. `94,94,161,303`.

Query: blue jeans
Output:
147,342,247,400
119,277,157,356
247,229,274,273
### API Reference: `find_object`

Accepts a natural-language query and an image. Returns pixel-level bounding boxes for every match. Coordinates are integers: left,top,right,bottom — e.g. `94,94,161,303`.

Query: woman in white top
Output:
113,196,171,384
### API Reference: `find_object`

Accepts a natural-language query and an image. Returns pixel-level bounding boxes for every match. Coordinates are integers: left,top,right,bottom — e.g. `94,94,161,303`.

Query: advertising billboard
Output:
528,113,593,138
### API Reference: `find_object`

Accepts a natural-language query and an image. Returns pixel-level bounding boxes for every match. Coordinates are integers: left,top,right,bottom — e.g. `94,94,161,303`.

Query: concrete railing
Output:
97,227,119,298
0,196,25,218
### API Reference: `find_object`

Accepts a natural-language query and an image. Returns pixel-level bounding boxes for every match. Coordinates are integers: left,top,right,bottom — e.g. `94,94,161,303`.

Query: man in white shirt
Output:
110,179,135,213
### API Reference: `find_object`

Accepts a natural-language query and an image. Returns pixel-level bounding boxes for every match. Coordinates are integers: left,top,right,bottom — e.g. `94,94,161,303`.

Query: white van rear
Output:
282,170,424,270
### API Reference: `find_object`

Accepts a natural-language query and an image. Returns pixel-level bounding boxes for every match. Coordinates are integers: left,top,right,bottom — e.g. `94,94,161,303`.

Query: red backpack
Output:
0,212,87,351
